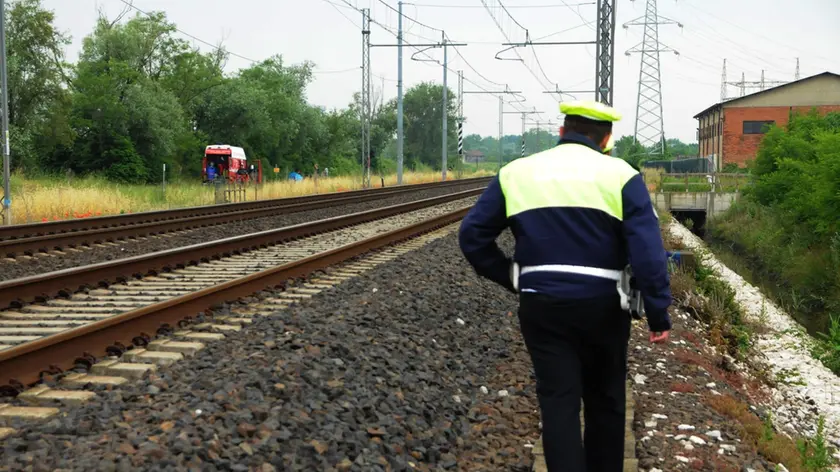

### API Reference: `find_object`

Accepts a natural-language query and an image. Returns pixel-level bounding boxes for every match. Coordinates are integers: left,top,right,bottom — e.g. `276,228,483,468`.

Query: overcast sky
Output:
43,0,840,144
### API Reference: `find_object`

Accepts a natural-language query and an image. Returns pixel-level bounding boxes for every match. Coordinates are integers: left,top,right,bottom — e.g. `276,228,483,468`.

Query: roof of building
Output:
465,149,485,156
693,71,840,119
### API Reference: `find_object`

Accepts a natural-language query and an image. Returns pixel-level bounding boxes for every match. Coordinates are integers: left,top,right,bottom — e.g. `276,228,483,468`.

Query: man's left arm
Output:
621,173,673,333
458,176,514,292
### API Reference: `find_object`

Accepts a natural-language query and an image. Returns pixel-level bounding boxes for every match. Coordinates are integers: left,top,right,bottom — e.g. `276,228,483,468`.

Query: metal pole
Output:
498,97,503,172
0,1,10,226
361,9,372,188
396,1,404,185
441,33,448,181
521,113,526,158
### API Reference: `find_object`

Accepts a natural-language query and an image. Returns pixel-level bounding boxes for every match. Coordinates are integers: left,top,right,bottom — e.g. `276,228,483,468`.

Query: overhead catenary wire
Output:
480,0,597,106
681,0,840,69
117,0,261,64
121,0,374,79
410,2,595,8
325,0,530,113
480,0,555,103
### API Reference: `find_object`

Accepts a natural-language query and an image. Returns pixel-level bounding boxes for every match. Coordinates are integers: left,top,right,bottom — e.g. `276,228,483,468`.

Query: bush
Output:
712,110,840,374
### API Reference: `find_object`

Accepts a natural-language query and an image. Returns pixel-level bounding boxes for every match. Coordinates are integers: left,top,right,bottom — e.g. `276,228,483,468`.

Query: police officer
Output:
458,101,672,472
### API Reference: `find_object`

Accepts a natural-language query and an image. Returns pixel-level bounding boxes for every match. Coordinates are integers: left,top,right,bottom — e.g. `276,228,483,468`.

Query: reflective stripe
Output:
498,144,638,221
520,264,622,281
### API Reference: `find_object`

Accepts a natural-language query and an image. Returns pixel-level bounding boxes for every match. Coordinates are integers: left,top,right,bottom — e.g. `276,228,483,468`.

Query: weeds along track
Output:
0,177,490,260
0,191,479,391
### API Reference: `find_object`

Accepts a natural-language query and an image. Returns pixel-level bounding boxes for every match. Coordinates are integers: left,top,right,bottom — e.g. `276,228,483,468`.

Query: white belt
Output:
519,264,622,281
511,263,640,313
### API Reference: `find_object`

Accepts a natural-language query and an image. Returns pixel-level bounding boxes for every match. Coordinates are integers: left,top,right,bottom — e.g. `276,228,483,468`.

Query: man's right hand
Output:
649,330,670,344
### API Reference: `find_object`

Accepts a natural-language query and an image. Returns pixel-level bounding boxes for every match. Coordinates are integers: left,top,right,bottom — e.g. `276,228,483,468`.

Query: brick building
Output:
694,72,840,168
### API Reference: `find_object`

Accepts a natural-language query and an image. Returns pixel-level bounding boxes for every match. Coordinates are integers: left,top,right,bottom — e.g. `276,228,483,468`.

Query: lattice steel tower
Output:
624,0,680,156
595,0,617,105
360,9,372,188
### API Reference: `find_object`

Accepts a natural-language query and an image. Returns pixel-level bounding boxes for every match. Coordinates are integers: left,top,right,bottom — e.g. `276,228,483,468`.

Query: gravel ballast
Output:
630,308,776,471
0,231,540,471
0,182,487,282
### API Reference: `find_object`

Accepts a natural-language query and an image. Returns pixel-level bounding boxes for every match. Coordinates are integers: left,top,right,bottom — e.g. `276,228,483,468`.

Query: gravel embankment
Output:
632,219,840,472
0,183,486,282
630,307,776,471
668,221,840,449
0,232,540,471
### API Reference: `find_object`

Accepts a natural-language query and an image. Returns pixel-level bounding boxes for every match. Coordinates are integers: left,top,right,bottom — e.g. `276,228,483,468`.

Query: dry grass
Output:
705,394,806,472
669,382,696,393
8,170,492,224
670,268,696,299
643,167,665,192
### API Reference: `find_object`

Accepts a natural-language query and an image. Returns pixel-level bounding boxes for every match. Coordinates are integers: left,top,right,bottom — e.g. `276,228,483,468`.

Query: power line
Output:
313,67,359,74
681,1,840,69
448,41,506,88
479,0,559,105
410,2,595,7
117,0,262,64
326,0,529,113
124,0,378,79
375,0,442,32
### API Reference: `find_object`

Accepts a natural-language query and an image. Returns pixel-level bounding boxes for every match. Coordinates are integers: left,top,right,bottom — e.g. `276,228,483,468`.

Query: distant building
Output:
463,149,485,163
694,72,840,168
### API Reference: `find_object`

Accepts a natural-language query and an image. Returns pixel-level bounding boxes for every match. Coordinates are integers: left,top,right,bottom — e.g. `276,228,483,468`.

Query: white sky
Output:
43,0,840,143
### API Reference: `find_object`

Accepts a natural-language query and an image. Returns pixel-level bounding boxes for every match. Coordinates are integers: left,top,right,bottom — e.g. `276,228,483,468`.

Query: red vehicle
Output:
202,145,261,183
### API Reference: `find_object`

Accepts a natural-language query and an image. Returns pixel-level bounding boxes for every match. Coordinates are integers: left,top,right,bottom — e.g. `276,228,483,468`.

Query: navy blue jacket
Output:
458,133,672,332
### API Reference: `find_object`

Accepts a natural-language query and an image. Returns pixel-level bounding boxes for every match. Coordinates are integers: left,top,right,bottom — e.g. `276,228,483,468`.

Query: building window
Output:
743,120,775,135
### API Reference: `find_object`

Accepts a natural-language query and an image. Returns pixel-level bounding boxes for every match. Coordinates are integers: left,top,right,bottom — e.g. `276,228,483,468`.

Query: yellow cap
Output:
603,134,615,153
560,100,622,122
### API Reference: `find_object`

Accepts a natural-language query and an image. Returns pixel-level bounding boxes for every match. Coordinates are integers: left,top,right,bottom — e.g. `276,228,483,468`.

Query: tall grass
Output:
7,169,492,224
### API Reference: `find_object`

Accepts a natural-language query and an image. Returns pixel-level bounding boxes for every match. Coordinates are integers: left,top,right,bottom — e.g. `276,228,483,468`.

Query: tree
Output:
614,135,647,168
402,82,456,170
6,0,73,171
57,13,193,182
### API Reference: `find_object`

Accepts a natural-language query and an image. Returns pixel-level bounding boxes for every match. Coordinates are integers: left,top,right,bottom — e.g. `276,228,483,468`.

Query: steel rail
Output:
0,179,489,257
0,188,483,309
0,207,470,388
0,177,491,241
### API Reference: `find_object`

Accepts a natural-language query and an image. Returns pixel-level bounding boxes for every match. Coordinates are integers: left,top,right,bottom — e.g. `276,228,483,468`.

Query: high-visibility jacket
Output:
458,132,672,332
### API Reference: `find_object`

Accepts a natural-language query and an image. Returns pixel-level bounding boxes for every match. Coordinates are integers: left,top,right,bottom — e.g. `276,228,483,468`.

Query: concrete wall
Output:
650,192,739,218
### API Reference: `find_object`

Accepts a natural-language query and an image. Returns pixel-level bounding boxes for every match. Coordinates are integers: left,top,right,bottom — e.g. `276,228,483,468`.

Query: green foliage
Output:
1,2,700,186
612,135,699,167
3,3,385,182
461,129,557,164
813,316,840,373
712,110,840,375
692,258,754,358
402,82,456,170
796,417,835,472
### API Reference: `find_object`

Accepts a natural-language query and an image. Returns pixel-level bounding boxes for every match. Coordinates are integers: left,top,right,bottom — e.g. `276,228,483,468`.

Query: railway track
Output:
0,189,480,393
0,177,490,258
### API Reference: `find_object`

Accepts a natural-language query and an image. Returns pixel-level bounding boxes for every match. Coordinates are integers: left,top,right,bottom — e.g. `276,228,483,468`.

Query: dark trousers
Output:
518,292,631,472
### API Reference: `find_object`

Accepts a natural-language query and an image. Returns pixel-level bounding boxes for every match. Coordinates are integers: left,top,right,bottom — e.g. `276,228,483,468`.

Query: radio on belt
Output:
619,265,644,320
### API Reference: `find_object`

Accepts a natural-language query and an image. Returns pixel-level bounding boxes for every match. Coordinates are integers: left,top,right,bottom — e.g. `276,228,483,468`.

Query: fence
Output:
214,181,260,204
643,156,714,174
643,172,749,193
